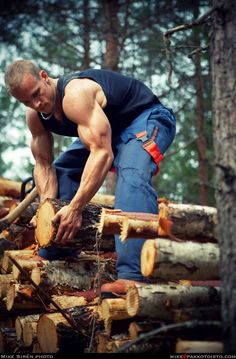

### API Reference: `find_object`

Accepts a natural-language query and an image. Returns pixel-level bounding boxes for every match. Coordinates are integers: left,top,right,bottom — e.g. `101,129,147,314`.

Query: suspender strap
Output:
136,128,163,175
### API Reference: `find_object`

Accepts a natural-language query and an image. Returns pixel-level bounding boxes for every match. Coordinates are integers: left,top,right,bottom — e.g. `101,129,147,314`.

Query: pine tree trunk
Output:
211,0,236,351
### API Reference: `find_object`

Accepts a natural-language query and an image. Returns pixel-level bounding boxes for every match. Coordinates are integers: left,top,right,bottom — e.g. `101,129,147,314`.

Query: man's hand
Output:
51,205,83,244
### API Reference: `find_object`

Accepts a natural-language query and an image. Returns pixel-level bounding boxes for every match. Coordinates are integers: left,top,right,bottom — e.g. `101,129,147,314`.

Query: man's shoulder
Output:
26,107,39,121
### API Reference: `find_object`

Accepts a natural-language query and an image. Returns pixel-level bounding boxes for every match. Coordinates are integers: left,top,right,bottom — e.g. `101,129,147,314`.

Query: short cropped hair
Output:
4,60,41,93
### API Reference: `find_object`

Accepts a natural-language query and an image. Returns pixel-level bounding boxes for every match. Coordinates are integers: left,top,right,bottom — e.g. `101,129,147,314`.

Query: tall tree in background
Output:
193,0,209,205
0,0,215,205
211,0,236,352
102,0,120,71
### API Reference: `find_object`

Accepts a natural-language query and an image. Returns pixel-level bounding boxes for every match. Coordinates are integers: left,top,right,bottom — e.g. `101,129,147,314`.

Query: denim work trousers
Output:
38,103,176,281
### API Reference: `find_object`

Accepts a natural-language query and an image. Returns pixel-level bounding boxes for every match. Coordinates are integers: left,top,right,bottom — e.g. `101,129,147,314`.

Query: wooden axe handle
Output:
0,186,38,233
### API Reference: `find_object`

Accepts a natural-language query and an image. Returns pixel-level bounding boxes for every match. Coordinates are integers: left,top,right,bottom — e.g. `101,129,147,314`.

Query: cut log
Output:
128,321,164,340
1,225,35,250
172,306,221,323
98,208,159,241
101,298,131,335
15,314,40,346
49,295,88,309
35,198,115,251
0,177,32,198
32,342,42,353
159,202,218,241
91,193,115,207
175,340,223,353
95,331,131,353
6,283,44,311
12,256,116,291
37,307,96,353
1,249,34,273
0,196,18,209
141,238,219,280
0,273,14,299
15,201,39,225
37,312,70,353
126,283,221,320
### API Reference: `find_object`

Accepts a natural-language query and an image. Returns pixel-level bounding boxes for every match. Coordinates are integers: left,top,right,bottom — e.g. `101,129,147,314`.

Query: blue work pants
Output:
38,103,176,281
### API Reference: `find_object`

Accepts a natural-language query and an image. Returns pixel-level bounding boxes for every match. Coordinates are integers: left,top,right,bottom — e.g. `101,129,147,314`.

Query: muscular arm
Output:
26,109,58,202
53,80,114,242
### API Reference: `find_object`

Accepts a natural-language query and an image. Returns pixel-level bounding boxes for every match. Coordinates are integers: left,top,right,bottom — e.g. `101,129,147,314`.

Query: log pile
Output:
0,177,223,354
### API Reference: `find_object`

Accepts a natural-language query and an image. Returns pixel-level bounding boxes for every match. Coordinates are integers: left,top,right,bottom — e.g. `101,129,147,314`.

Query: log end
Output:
141,239,156,277
15,317,22,341
6,284,16,311
35,199,57,247
37,313,65,353
126,285,140,317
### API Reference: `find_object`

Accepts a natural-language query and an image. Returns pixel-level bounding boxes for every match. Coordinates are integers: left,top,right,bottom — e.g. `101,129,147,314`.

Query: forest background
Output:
0,0,212,206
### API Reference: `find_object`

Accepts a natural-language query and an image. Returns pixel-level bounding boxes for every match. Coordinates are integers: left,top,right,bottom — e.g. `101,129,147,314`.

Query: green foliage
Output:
0,0,214,205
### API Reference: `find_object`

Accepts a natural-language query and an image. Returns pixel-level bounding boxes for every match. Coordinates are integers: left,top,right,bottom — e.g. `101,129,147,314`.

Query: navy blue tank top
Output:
38,69,160,137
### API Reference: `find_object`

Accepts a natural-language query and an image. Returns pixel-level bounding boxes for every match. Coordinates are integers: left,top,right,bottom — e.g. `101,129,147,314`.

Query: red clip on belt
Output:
136,128,163,175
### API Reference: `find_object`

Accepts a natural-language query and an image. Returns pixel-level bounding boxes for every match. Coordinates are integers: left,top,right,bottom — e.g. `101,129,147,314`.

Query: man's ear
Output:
39,70,49,82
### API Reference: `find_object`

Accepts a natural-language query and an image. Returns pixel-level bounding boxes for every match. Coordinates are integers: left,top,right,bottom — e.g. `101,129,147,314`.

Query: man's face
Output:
11,70,55,113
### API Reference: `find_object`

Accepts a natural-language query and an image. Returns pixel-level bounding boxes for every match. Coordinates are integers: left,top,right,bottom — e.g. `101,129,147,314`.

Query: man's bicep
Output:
78,111,112,152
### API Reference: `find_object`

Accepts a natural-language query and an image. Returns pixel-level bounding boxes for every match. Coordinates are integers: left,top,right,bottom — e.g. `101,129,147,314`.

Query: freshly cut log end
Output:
126,285,140,317
15,317,22,340
141,240,157,277
101,298,130,320
141,238,219,281
35,199,57,247
97,208,123,235
37,313,68,353
6,284,16,311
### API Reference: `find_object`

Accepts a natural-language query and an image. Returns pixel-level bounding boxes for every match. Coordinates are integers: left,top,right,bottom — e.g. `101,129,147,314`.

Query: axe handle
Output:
0,187,38,232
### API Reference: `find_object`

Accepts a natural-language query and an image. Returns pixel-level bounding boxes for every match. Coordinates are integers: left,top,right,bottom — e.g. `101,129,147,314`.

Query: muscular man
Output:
4,60,176,293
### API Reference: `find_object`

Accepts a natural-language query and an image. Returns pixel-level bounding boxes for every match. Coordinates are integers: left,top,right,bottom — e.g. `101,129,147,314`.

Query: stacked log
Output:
0,185,223,354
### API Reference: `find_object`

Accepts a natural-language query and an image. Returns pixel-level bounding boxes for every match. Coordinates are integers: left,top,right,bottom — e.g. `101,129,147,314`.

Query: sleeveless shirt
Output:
38,69,160,137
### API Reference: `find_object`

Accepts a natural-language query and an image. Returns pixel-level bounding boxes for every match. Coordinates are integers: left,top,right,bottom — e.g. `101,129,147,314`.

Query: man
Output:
4,60,176,294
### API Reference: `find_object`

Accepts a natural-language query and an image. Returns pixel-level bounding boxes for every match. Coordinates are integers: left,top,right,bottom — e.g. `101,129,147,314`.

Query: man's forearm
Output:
34,162,58,202
70,149,113,211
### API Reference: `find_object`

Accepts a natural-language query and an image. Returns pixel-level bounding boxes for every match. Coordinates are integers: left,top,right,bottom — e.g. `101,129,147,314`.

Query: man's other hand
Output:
51,205,82,244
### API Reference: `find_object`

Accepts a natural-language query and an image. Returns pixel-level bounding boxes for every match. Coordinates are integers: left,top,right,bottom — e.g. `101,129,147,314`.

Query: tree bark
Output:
159,202,218,241
193,1,209,205
35,198,115,251
211,0,236,352
141,238,219,280
11,256,116,290
102,0,120,71
90,193,115,207
98,208,159,241
126,283,221,320
172,306,221,323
